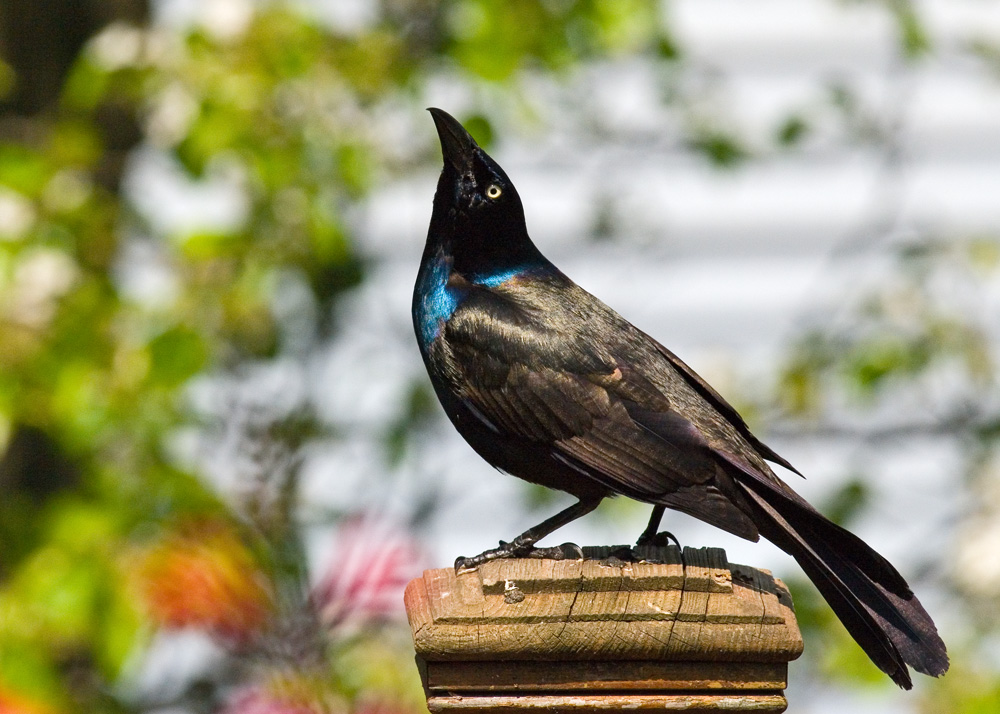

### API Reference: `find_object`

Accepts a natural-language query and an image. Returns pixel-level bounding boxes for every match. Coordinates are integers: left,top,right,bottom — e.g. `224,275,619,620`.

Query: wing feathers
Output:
651,340,801,475
443,291,774,531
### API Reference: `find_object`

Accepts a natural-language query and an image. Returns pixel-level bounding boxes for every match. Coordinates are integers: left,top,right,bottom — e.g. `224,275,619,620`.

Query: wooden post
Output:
404,545,803,713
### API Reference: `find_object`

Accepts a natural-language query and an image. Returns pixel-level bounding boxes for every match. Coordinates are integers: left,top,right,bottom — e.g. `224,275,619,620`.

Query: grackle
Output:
412,108,948,689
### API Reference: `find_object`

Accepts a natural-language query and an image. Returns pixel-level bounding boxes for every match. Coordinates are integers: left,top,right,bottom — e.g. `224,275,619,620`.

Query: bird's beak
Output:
428,107,478,174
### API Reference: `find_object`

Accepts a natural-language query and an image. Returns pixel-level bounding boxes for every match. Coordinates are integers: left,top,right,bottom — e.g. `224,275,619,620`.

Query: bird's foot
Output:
635,530,682,549
523,542,585,561
454,541,584,572
634,531,684,565
454,542,515,572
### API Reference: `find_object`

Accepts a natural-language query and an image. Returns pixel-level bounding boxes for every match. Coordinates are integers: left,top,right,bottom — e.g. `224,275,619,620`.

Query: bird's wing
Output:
649,338,801,475
442,286,760,538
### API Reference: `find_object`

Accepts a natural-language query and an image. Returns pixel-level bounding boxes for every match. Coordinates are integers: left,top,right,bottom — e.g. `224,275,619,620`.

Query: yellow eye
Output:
485,184,502,199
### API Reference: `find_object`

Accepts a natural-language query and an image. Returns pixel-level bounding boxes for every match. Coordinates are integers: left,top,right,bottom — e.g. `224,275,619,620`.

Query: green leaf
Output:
0,641,68,707
584,0,660,54
148,326,209,387
0,145,51,196
891,0,931,59
94,577,144,677
4,544,102,644
462,115,495,150
61,57,113,111
776,115,808,147
0,59,15,100
656,33,680,60
179,231,242,259
689,129,749,168
49,120,104,168
845,336,927,394
336,142,374,197
821,478,869,527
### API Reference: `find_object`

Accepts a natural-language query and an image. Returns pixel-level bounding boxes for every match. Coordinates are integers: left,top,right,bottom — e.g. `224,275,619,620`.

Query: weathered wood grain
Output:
424,693,790,712
423,660,789,692
404,546,802,713
404,546,802,662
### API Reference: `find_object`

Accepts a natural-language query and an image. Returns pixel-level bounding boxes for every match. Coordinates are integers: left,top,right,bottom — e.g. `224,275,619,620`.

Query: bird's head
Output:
428,108,525,233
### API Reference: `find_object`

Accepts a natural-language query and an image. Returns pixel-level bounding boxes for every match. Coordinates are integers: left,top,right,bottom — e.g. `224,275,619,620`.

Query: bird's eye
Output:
485,184,502,199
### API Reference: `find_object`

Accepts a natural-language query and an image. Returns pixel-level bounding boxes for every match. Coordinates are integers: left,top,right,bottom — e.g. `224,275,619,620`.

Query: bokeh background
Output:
2,0,999,712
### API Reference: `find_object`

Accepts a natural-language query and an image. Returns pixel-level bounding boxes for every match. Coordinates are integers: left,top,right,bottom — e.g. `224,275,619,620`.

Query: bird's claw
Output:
454,555,479,573
454,541,585,572
636,530,682,549
523,542,584,560
455,547,509,572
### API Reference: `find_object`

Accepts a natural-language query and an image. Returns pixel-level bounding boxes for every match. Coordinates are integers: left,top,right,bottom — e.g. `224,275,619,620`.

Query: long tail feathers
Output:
718,451,949,689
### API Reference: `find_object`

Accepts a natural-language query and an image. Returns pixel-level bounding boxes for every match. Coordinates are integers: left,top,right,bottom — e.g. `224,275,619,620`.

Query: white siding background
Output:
142,0,1000,710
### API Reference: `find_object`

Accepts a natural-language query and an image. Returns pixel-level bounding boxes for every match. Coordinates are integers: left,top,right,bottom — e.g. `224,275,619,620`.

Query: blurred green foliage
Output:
779,239,995,415
0,2,679,712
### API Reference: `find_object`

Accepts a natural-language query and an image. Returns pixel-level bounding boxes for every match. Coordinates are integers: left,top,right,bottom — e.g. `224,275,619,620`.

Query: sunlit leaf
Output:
461,115,494,150
0,146,50,196
148,326,208,387
890,0,931,59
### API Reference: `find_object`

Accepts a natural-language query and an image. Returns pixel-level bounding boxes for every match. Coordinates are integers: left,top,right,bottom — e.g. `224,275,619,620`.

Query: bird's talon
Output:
454,556,473,572
637,530,682,550
653,531,681,549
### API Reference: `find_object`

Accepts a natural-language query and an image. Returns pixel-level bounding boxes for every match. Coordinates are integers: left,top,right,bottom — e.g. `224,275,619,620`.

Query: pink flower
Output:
223,688,323,714
312,515,426,631
221,675,342,714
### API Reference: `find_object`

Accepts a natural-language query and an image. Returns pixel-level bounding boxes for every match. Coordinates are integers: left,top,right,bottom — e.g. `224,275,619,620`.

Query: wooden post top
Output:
403,546,803,713
405,545,802,663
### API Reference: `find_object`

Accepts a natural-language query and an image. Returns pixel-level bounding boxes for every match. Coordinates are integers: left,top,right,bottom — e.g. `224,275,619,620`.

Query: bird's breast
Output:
414,257,462,347
415,257,541,348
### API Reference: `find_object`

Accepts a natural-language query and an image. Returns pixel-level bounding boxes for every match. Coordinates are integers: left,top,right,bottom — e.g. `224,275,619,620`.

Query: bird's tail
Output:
719,452,949,689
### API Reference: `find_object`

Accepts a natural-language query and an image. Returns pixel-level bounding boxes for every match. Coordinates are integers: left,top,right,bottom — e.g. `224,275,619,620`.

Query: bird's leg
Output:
636,504,682,550
455,497,602,571
636,505,665,546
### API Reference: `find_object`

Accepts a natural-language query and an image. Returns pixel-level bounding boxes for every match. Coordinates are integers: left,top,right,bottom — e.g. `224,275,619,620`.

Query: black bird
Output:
412,107,948,689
